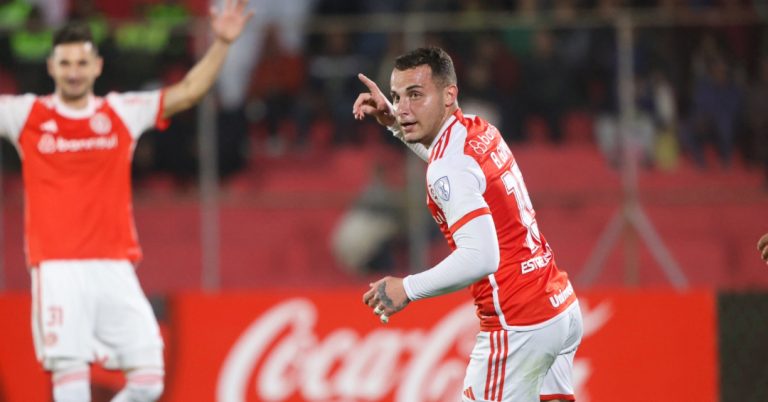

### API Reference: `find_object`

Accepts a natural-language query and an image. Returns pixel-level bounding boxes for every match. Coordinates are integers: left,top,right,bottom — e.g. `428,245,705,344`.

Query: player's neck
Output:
421,105,459,147
54,90,92,110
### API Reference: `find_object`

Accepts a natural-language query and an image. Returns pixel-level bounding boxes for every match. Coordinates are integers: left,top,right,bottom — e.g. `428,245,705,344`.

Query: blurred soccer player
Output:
354,47,583,402
0,1,252,401
758,233,768,264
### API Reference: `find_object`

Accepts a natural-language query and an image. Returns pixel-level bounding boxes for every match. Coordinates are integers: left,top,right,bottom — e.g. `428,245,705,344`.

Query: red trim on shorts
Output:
491,331,500,400
32,267,45,359
53,371,89,385
484,331,495,400
449,207,491,234
497,330,508,400
541,394,576,401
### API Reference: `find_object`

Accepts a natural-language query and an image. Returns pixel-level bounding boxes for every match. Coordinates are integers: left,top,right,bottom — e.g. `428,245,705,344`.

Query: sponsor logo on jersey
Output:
549,282,575,308
89,112,112,135
37,133,118,154
521,250,552,274
40,119,58,133
434,176,450,202
467,126,499,155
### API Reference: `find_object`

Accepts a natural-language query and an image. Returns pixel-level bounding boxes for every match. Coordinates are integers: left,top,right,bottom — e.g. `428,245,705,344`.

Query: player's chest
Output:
21,110,131,163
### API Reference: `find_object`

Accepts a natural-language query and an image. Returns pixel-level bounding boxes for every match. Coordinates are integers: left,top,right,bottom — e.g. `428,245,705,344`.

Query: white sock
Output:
52,363,91,402
110,368,164,402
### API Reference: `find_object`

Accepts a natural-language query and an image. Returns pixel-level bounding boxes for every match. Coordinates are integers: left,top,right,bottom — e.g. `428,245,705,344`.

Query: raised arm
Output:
353,73,429,161
162,0,253,119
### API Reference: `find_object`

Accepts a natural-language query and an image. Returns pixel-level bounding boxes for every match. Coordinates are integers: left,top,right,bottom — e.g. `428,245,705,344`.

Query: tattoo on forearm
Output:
377,282,407,310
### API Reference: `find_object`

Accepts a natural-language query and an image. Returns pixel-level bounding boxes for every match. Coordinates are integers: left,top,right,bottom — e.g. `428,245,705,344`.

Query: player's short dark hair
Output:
394,46,457,87
52,23,98,54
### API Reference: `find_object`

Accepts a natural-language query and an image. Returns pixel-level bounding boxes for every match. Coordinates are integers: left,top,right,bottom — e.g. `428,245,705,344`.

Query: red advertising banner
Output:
0,289,717,402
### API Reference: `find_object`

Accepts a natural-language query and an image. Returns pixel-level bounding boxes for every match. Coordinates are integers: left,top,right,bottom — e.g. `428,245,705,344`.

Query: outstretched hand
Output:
362,276,410,324
759,233,768,264
210,0,254,44
353,73,396,127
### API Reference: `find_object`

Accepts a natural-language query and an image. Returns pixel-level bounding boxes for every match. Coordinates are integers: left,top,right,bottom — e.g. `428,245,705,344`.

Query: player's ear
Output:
444,84,458,107
94,56,104,77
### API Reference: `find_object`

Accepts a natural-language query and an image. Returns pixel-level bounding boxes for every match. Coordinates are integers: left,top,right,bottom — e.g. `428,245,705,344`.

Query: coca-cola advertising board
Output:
0,289,716,401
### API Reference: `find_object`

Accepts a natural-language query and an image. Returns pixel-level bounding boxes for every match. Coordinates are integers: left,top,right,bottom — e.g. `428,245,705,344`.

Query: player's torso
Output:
426,110,575,330
17,96,140,264
20,96,132,177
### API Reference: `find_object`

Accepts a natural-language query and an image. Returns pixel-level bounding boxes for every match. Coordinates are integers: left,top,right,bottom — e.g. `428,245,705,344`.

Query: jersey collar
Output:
51,94,100,119
427,108,463,152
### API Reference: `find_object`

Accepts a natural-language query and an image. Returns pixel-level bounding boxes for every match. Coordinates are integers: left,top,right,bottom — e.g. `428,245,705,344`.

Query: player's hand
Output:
353,73,396,127
210,0,254,44
362,276,410,324
758,233,768,264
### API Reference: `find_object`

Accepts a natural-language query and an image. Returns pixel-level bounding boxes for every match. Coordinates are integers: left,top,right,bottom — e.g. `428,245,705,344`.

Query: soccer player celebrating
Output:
355,47,583,402
0,1,252,401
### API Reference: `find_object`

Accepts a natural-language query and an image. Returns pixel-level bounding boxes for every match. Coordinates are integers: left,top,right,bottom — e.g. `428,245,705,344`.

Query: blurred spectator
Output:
216,0,314,175
69,0,109,46
595,69,679,169
460,33,518,139
519,28,570,143
111,10,171,90
744,55,768,188
145,0,192,61
9,5,52,94
247,26,308,154
331,163,403,274
0,0,31,30
681,51,743,168
28,0,67,26
308,28,369,144
649,69,680,170
355,0,406,64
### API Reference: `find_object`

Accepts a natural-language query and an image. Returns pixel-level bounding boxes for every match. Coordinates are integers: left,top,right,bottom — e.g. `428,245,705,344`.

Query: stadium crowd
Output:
0,0,766,187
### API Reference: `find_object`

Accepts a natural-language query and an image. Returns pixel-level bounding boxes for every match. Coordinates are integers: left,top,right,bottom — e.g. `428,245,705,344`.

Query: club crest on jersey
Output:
89,112,112,135
433,176,451,202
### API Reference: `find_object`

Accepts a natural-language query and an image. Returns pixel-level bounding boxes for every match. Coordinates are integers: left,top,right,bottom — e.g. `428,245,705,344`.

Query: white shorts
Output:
30,260,164,371
462,302,583,402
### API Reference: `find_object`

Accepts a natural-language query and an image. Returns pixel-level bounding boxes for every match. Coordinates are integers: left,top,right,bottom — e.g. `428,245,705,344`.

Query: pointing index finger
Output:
358,73,381,94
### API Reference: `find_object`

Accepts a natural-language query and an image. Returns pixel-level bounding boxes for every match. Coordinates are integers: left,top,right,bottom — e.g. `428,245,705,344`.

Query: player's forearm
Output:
162,38,231,118
403,215,499,300
388,124,429,161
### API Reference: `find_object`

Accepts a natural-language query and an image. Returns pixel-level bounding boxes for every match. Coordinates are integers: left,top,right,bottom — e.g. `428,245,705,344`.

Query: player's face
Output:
390,65,457,147
47,42,102,102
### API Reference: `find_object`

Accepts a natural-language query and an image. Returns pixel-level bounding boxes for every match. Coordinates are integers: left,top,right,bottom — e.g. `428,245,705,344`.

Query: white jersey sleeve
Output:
403,154,498,301
0,94,36,144
403,214,500,300
426,154,488,229
106,91,167,139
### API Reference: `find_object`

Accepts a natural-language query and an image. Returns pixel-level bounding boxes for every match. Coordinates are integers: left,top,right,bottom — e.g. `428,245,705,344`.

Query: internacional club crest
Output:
89,112,112,135
434,176,451,202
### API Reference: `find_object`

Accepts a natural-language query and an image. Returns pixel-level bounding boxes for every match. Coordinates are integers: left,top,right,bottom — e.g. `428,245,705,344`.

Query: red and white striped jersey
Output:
0,92,167,266
425,109,575,331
